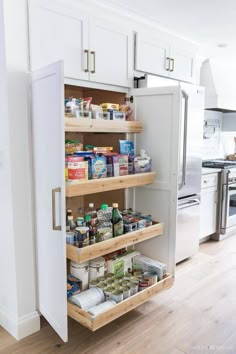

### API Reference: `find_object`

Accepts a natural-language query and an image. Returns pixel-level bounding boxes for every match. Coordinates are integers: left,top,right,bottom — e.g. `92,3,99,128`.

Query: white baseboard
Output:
0,305,40,340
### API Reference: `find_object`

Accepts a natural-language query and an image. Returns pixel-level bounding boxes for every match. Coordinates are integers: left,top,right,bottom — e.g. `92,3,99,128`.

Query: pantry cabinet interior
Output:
31,61,175,343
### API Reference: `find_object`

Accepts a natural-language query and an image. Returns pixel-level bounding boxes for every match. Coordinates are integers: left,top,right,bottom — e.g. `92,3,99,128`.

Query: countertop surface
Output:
202,167,222,175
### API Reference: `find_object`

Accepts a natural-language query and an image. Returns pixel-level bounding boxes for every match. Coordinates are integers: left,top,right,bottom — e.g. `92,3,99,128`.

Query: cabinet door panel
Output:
135,32,170,77
89,19,132,87
31,61,67,342
170,46,196,83
29,0,89,81
200,189,217,238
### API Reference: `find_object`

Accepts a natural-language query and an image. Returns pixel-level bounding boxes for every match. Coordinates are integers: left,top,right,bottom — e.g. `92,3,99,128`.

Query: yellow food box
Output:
100,103,120,111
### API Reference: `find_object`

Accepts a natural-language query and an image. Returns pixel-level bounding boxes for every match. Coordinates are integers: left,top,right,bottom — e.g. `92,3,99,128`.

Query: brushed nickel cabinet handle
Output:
84,49,89,72
52,187,61,231
166,57,170,71
170,58,175,72
90,51,96,73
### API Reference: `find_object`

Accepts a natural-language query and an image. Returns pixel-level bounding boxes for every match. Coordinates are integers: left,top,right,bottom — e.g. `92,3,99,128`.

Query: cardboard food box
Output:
101,103,120,111
132,255,167,280
107,251,140,276
85,155,107,179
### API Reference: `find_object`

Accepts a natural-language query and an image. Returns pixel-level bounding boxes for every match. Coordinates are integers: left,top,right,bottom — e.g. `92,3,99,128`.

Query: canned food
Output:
105,279,114,286
111,290,123,303
105,273,114,279
77,217,84,226
97,276,106,282
104,286,113,300
138,280,149,291
121,280,130,286
124,272,132,280
133,271,143,279
120,286,130,299
89,279,99,288
128,282,138,295
143,273,158,286
75,227,89,248
112,283,121,289
66,232,75,245
97,281,106,290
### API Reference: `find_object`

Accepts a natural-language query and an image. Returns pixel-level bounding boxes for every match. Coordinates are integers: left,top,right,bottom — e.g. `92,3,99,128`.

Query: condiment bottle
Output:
112,203,124,237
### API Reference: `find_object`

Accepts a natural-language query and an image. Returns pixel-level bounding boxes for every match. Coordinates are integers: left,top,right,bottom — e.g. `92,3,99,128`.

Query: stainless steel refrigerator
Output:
132,82,204,269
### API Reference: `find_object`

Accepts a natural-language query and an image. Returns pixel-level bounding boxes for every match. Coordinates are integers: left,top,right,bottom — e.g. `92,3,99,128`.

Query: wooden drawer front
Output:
201,174,218,189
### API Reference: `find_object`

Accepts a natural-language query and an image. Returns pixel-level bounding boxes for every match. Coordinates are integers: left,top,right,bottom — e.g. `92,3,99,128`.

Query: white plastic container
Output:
70,261,89,291
89,257,105,282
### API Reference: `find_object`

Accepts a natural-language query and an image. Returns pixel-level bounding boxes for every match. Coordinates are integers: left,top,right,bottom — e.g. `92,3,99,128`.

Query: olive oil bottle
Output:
112,203,124,237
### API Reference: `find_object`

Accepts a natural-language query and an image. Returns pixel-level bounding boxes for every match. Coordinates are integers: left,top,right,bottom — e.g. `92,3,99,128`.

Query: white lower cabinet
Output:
200,173,219,239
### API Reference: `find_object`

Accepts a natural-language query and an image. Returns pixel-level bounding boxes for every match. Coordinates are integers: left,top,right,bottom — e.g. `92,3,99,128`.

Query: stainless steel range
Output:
203,159,236,240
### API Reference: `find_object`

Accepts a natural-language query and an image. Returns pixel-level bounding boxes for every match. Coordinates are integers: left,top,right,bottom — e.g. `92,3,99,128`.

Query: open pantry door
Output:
131,86,181,275
31,61,67,342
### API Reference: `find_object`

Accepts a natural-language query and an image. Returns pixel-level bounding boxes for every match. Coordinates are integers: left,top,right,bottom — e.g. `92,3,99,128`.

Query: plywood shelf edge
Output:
67,274,174,331
65,117,143,133
66,172,156,197
67,222,163,263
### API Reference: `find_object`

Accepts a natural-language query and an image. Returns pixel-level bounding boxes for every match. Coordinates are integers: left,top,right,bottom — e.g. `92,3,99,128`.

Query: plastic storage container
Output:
70,261,89,291
89,257,105,281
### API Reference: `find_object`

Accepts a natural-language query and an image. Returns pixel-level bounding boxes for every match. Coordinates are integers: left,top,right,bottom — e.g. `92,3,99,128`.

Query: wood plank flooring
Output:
1,237,236,354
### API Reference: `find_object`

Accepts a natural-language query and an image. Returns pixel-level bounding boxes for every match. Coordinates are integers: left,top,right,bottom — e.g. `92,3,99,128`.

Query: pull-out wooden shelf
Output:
65,117,143,133
67,222,163,263
66,172,155,197
68,274,174,331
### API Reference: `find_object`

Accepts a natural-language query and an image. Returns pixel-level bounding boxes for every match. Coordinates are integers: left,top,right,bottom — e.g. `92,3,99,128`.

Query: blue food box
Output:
85,155,107,179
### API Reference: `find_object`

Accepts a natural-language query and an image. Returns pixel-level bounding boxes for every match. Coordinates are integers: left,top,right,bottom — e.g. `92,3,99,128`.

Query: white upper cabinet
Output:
29,0,133,87
169,44,196,83
29,0,89,81
135,31,197,84
135,32,170,78
89,19,132,87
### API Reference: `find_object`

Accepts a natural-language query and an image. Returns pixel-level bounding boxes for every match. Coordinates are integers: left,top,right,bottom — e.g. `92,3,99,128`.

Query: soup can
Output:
104,286,113,300
111,290,123,303
89,279,99,288
66,232,75,245
120,286,130,300
128,282,138,296
143,273,158,286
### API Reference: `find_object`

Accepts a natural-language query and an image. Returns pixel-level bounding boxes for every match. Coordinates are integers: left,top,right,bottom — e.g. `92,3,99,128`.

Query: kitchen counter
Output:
202,167,222,175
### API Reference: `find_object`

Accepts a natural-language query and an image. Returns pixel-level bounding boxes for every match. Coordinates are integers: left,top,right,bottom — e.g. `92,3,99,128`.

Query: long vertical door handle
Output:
166,57,170,71
84,49,89,72
179,91,188,190
90,51,96,73
52,187,62,231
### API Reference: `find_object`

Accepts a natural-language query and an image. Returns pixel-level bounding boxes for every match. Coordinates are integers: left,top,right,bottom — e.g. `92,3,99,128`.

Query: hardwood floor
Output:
1,237,236,354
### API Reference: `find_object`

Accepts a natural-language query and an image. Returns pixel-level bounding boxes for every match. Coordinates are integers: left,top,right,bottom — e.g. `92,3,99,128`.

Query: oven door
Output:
221,183,236,229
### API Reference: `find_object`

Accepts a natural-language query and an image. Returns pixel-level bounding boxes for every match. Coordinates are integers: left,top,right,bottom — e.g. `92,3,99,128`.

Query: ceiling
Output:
93,0,236,55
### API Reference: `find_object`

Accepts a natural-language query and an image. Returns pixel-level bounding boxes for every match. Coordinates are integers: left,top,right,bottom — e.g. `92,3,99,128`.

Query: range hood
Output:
200,58,236,113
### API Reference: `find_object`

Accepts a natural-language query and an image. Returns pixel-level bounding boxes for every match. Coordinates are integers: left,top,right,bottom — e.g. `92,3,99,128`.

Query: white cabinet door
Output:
31,61,67,342
200,189,218,239
135,32,170,77
169,45,196,83
89,19,133,87
29,0,89,81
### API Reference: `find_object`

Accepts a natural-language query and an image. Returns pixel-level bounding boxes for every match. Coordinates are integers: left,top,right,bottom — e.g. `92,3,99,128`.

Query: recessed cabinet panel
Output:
31,61,67,342
135,33,169,77
29,1,89,81
170,46,196,83
89,19,132,87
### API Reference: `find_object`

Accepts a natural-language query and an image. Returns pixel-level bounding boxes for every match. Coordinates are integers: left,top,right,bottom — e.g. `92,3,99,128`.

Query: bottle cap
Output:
85,215,91,221
67,209,72,213
112,203,118,208
89,203,94,208
68,216,73,221
101,204,108,210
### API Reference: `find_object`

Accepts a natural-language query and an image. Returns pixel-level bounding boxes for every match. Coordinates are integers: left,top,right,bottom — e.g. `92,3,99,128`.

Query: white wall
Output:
0,0,18,334
0,0,40,339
